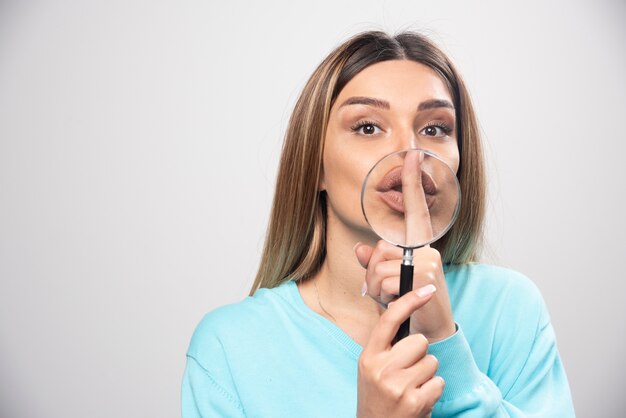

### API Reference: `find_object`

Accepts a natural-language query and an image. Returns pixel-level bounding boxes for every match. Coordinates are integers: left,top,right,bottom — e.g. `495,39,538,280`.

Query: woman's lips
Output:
376,166,437,214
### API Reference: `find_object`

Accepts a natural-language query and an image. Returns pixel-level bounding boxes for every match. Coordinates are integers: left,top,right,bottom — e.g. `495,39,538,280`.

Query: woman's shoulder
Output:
446,263,550,340
186,281,298,360
445,262,543,303
444,262,550,330
193,282,293,327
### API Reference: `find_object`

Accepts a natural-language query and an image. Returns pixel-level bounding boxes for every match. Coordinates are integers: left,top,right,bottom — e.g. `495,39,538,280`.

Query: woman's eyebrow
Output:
338,97,454,111
339,96,390,109
417,99,454,111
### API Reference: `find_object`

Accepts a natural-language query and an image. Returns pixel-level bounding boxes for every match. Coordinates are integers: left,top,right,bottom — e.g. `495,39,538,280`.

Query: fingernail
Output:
360,281,368,297
416,284,436,297
419,152,425,163
352,241,362,252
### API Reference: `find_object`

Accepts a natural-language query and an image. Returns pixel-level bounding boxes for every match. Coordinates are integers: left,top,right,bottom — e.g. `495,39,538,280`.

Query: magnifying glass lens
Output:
361,149,461,249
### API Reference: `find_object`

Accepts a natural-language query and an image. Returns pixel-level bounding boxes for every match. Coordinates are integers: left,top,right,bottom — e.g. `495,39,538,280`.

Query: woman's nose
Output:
395,128,420,150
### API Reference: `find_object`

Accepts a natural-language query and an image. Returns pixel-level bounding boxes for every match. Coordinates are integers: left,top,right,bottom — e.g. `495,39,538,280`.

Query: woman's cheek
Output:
435,142,460,174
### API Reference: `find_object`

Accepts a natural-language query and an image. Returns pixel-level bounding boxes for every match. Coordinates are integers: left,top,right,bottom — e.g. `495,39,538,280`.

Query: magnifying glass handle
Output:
395,263,414,342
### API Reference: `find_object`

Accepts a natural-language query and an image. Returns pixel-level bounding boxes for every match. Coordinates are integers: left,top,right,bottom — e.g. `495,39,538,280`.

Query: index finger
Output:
366,284,436,352
402,150,434,246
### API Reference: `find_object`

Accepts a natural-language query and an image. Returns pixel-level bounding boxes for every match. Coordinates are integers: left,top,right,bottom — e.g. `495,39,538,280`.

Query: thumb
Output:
354,242,374,269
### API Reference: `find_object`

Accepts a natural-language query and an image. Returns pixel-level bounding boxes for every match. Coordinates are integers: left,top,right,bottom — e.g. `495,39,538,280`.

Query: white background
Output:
1,0,624,416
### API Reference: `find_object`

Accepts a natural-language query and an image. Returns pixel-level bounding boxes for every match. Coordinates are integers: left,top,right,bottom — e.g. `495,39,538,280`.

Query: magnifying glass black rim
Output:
360,148,462,250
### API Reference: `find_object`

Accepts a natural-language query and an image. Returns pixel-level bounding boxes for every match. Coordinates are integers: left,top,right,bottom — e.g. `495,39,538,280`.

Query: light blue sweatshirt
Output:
182,263,575,417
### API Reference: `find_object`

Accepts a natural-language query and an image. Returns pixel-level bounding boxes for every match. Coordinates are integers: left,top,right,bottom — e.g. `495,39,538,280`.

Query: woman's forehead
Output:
335,60,452,110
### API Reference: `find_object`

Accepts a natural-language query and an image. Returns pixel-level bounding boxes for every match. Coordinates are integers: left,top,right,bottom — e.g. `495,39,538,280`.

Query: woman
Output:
182,31,575,417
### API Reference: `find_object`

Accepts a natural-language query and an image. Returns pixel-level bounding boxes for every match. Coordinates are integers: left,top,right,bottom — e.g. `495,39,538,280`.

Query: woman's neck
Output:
297,214,383,347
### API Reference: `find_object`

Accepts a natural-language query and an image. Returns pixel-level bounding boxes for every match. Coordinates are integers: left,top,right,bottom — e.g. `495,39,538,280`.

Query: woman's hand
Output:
355,241,456,342
356,147,455,342
357,287,445,418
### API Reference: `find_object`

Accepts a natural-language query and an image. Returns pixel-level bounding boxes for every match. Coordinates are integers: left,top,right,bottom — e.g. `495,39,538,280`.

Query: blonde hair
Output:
250,31,485,295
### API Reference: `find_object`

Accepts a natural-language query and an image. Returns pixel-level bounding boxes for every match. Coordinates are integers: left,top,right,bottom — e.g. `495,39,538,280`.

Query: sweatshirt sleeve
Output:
427,279,575,417
181,355,247,418
181,311,248,418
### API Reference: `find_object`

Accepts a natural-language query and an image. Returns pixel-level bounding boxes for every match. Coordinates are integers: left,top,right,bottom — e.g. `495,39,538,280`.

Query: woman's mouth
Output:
375,166,437,214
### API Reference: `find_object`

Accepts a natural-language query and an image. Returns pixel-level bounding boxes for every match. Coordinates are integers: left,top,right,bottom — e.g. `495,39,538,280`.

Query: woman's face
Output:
321,59,460,240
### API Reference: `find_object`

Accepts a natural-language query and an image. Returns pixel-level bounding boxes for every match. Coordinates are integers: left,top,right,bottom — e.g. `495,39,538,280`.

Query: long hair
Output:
249,31,485,295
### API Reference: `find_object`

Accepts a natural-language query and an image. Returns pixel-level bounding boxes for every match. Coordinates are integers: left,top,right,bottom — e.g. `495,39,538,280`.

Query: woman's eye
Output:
352,122,382,135
420,124,452,137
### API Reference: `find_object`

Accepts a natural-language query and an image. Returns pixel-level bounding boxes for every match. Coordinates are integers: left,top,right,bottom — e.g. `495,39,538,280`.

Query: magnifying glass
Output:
361,149,461,342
